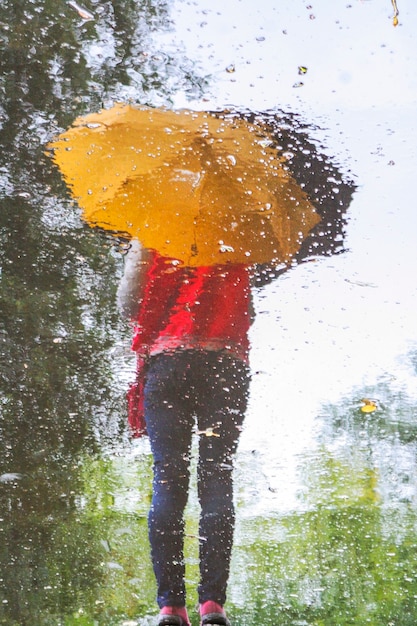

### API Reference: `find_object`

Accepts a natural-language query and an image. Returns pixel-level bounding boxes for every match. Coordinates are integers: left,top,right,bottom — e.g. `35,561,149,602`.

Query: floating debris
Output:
344,278,378,288
225,64,236,74
197,427,220,437
0,473,24,483
298,65,308,75
391,0,399,26
360,398,378,413
219,243,235,254
68,1,94,21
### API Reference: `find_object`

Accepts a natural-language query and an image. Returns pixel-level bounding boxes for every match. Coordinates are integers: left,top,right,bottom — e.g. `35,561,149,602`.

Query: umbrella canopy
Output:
49,103,321,266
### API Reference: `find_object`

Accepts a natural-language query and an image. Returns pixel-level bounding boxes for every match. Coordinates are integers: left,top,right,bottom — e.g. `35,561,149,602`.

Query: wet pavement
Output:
1,1,417,624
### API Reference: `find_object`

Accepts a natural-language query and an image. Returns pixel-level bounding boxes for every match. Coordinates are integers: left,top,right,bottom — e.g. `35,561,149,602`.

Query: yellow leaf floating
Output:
360,398,378,413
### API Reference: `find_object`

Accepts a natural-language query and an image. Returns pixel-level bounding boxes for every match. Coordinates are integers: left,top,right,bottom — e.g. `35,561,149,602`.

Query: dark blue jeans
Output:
144,350,250,609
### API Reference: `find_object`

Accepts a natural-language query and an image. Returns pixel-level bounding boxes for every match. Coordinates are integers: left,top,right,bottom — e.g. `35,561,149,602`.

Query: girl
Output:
118,241,252,626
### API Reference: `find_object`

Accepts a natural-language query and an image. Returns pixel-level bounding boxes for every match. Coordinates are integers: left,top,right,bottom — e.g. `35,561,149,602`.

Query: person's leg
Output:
193,353,250,607
144,353,194,611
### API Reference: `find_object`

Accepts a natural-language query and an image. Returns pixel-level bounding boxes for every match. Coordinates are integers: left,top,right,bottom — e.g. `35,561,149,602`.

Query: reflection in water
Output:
47,103,355,623
46,105,357,624
118,247,252,625
1,0,416,622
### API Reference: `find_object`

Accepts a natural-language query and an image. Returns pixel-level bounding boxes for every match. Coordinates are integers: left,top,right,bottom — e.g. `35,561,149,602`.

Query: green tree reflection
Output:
230,369,417,625
0,1,209,622
0,197,127,623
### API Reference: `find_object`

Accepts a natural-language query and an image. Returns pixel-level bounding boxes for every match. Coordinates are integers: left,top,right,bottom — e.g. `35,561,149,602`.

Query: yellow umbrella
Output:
49,103,321,266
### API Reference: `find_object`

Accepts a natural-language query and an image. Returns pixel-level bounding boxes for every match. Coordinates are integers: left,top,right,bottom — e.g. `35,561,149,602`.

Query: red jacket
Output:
132,252,251,362
128,252,251,436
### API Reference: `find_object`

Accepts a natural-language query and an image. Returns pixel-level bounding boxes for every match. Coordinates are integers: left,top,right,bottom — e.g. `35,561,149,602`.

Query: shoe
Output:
200,615,231,626
157,606,190,626
157,617,184,626
199,601,231,626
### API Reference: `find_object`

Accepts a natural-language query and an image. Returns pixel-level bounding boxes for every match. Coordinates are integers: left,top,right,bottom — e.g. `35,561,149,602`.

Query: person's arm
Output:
117,239,152,320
